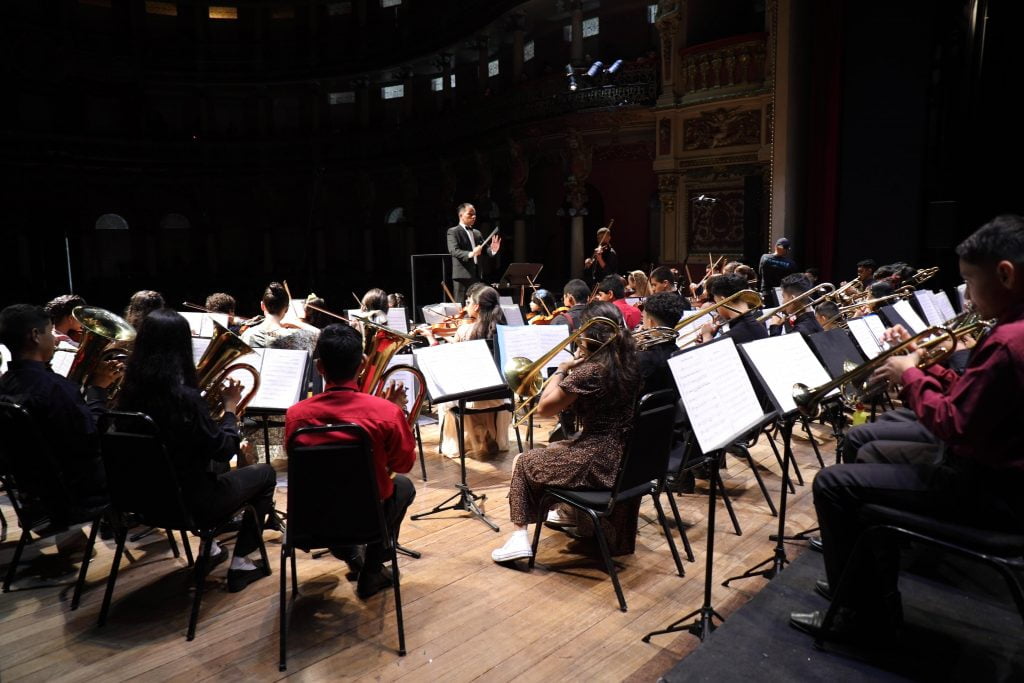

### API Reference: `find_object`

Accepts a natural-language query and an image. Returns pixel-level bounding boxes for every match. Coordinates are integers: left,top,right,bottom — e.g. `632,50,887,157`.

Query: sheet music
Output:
625,297,641,307
932,291,957,323
957,283,967,310
0,343,10,376
914,290,944,326
179,312,207,337
247,348,309,411
191,338,211,366
676,313,712,335
863,314,890,351
412,339,505,401
206,312,229,334
50,349,76,378
383,355,418,416
495,325,573,378
499,296,514,306
386,307,409,333
847,317,883,359
501,304,525,326
774,287,784,306
892,300,927,334
739,335,837,415
422,304,447,324
668,339,767,453
289,299,306,321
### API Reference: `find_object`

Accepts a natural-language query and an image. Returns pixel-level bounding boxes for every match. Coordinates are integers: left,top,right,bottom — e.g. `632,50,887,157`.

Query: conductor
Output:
447,203,502,303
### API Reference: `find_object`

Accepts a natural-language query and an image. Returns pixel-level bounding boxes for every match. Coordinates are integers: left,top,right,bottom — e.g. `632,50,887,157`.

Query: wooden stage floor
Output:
0,416,829,681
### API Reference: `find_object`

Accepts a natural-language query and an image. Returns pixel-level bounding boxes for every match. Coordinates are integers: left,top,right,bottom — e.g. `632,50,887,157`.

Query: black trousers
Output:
842,408,942,465
193,463,277,558
364,474,416,571
452,278,479,306
814,459,1024,612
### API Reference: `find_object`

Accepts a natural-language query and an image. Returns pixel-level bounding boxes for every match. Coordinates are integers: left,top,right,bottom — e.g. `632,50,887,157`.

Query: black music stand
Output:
497,263,544,307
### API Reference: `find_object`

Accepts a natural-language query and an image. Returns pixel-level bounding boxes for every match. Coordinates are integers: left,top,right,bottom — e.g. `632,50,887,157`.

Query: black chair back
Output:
98,411,195,531
285,424,390,552
610,390,678,507
0,400,75,524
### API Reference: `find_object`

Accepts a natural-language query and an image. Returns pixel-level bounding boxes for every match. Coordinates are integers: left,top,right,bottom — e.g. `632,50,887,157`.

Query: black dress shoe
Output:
227,562,268,593
808,536,824,553
814,578,832,601
789,609,829,637
356,566,393,599
330,545,365,578
791,601,902,643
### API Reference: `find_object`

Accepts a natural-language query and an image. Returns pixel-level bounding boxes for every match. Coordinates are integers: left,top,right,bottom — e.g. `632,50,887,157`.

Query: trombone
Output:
822,286,916,327
504,316,621,428
674,289,763,332
910,266,939,287
756,282,836,323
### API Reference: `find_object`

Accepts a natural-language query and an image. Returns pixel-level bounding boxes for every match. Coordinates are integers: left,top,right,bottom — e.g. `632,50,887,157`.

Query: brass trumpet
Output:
196,320,261,420
756,282,836,323
66,306,136,389
910,266,939,287
822,286,917,327
826,279,866,305
504,316,621,428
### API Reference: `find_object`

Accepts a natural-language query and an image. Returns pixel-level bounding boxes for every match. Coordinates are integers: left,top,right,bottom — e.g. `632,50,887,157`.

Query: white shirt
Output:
461,223,478,264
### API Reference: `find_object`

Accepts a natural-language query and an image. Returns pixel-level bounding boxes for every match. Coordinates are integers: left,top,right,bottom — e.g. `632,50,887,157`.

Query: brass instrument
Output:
826,279,866,305
504,316,621,428
66,306,137,388
910,266,939,287
196,320,261,420
674,289,763,332
304,302,427,428
633,326,679,350
825,286,917,326
756,282,836,323
792,325,959,417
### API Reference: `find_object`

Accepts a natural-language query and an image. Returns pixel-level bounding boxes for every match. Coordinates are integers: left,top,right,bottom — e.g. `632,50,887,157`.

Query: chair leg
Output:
415,424,428,481
391,543,407,656
247,505,271,576
587,509,627,612
665,491,695,562
528,495,552,570
513,417,524,454
717,472,742,536
734,446,778,517
98,527,128,627
166,528,180,559
71,515,102,610
2,529,31,592
290,547,298,594
187,536,213,641
651,493,684,577
181,531,194,567
279,544,289,671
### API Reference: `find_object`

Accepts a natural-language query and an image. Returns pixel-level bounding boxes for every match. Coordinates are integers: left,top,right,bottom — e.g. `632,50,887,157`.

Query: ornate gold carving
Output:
683,107,761,150
658,173,678,213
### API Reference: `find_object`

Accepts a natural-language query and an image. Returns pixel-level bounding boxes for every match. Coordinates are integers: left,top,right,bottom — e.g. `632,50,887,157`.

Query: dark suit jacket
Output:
447,225,496,281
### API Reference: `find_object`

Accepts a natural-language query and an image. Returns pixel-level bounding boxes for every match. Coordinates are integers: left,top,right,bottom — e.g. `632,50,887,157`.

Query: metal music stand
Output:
497,263,544,307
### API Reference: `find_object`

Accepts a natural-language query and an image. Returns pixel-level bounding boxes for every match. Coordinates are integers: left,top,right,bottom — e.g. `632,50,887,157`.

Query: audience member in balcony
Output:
584,226,619,285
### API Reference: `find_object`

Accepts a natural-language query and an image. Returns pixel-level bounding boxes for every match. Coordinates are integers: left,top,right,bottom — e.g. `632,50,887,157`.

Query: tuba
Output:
66,306,136,389
196,320,262,419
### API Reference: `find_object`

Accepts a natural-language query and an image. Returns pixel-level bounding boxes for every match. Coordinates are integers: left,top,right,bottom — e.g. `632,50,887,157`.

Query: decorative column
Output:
655,0,684,105
570,0,584,65
509,138,530,261
565,130,592,278
658,173,682,262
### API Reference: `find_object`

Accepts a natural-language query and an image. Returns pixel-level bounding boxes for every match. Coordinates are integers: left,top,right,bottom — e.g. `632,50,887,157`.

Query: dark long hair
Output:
116,308,199,423
578,301,639,394
466,284,505,341
124,290,164,330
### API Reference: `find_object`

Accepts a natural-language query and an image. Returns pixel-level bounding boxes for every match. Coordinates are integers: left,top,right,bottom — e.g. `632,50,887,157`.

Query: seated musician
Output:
44,294,87,348
0,304,121,516
697,274,769,345
124,290,165,330
627,270,651,298
767,274,824,337
594,275,642,330
359,288,390,326
241,282,318,350
804,267,821,285
116,309,277,593
856,258,877,287
302,294,331,329
636,292,686,396
735,264,757,287
791,214,1024,640
527,289,568,326
492,301,641,562
285,323,416,599
814,300,843,331
561,279,591,330
649,265,690,308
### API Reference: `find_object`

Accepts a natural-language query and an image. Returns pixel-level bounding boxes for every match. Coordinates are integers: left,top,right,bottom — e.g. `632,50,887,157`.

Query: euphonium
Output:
196,320,261,419
504,316,621,427
632,326,679,350
66,306,136,388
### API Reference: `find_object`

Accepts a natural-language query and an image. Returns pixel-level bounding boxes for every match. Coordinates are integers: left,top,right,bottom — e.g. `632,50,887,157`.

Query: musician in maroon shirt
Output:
285,323,416,599
791,214,1024,640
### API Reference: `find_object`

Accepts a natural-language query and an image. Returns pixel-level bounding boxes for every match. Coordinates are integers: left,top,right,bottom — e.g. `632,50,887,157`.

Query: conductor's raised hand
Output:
491,234,501,253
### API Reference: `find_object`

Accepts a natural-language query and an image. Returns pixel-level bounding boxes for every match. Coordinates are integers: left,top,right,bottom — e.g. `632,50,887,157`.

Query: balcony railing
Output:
678,33,767,100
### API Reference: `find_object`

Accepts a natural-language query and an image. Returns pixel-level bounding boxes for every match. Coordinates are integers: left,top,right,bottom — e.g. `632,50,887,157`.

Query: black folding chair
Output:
530,390,686,612
97,411,270,641
0,401,106,608
280,424,408,670
817,503,1024,647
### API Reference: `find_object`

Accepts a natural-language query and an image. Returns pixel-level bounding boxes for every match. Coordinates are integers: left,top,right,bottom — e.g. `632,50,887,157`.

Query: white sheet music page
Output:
499,296,515,306
863,314,890,351
205,313,229,335
501,304,525,326
191,338,212,366
932,291,957,323
847,317,883,359
386,307,409,333
739,334,837,415
289,299,306,321
668,338,766,453
0,343,10,375
677,312,712,335
179,312,207,337
495,325,572,378
412,339,504,401
893,300,927,335
50,349,76,377
914,291,944,326
247,348,308,411
383,355,418,415
626,297,641,307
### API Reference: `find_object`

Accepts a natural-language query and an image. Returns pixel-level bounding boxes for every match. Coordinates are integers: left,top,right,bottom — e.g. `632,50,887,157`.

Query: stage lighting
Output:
606,59,623,74
586,61,603,77
568,75,578,91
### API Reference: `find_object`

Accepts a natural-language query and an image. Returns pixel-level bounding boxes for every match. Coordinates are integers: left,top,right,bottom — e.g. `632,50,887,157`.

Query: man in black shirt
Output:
0,304,121,514
759,237,799,306
636,293,688,397
856,259,877,288
560,279,590,331
583,226,619,285
767,274,825,337
697,274,769,345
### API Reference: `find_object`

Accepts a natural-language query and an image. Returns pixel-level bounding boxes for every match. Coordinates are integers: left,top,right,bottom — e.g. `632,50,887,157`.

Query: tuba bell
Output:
66,306,137,389
196,320,262,419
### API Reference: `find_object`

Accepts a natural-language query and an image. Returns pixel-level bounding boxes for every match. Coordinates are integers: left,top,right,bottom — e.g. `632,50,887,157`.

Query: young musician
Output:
446,203,502,303
593,275,642,330
791,214,1024,640
0,304,121,516
767,274,824,337
527,289,567,325
758,237,799,306
636,292,686,396
649,266,691,309
359,288,390,326
697,274,769,345
124,290,165,330
814,300,843,331
116,309,277,593
583,226,619,285
560,279,591,330
492,302,640,562
285,323,416,598
856,259,877,287
44,294,87,347
627,270,651,298
241,282,318,350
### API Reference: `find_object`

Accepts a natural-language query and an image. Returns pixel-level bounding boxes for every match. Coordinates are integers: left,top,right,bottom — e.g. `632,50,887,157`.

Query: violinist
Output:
583,226,618,285
627,270,651,298
241,282,318,350
359,288,390,327
527,290,569,326
561,279,591,331
593,276,641,330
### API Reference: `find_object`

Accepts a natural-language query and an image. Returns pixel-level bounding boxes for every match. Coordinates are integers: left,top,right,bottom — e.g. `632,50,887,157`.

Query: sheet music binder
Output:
411,339,507,403
805,329,866,380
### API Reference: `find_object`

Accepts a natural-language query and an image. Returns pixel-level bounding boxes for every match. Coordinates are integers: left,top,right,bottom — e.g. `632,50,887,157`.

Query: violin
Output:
529,306,570,325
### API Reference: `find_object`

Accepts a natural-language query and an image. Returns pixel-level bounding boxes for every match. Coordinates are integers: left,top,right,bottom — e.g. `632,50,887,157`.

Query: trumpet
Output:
505,316,621,428
196,320,261,420
825,286,916,325
756,282,836,323
66,306,136,389
910,266,939,287
825,279,866,305
792,325,961,417
674,289,763,332
632,326,679,350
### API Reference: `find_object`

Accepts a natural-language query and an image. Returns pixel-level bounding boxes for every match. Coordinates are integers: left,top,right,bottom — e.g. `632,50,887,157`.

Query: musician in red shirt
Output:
791,214,1024,640
285,323,417,599
593,275,642,330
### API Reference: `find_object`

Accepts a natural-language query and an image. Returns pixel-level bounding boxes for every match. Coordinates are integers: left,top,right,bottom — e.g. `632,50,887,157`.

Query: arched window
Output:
385,207,405,224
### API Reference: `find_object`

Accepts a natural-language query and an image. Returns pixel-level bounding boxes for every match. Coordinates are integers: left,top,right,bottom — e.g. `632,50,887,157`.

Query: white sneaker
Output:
491,533,533,563
546,508,571,525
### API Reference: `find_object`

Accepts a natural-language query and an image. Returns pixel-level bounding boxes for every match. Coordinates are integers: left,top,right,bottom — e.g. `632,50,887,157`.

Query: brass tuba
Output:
196,320,261,419
66,306,136,388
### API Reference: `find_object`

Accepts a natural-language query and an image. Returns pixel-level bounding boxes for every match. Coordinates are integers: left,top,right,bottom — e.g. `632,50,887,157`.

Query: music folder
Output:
190,341,310,413
412,339,507,403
